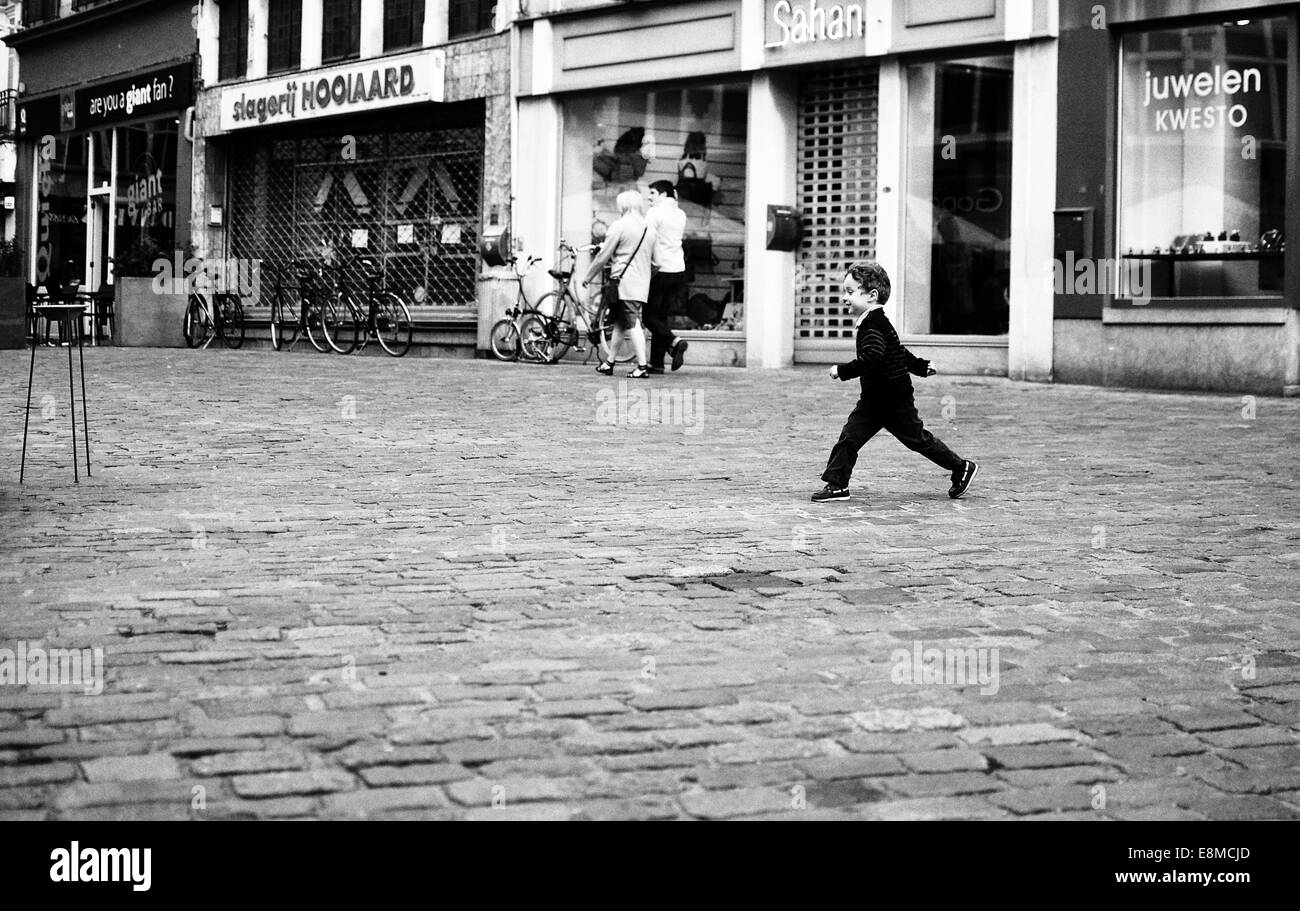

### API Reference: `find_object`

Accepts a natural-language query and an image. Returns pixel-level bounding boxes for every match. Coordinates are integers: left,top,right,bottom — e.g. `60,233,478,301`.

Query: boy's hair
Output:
648,180,675,198
846,260,891,305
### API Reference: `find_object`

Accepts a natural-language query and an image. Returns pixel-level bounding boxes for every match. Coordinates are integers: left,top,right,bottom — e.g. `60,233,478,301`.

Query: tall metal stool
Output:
21,303,91,483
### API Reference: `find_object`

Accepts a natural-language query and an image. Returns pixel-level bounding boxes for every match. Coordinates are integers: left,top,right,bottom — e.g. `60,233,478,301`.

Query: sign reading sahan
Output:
219,49,445,133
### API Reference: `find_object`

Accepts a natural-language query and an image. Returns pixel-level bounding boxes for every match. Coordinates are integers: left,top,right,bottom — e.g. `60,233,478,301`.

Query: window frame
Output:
218,0,250,83
267,0,303,74
321,0,363,64
384,0,426,52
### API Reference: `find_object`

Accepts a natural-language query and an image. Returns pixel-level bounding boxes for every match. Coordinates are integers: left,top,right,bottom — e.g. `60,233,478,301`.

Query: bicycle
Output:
518,240,634,365
488,252,544,361
268,260,336,353
324,256,414,357
183,286,246,350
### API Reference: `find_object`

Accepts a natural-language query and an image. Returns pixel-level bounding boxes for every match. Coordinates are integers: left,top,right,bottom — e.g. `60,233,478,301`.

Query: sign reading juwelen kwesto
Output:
219,48,446,133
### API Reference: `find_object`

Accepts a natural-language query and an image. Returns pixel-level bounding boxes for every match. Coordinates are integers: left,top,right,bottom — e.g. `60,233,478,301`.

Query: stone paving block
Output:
0,762,77,788
462,802,574,821
797,754,907,779
679,787,794,819
885,772,1005,798
81,754,181,783
322,786,450,818
958,723,1084,746
446,776,585,806
983,744,1105,770
901,749,990,773
358,764,474,787
988,785,1097,815
857,797,1009,820
230,770,356,798
191,749,310,776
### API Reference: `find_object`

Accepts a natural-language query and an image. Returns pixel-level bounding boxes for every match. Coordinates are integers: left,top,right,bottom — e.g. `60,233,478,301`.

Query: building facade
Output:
193,0,509,350
1053,0,1298,395
512,0,1059,377
6,0,197,294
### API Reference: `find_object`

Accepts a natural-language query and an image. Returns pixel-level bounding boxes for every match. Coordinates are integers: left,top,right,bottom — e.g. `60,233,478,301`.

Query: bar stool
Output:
20,303,91,483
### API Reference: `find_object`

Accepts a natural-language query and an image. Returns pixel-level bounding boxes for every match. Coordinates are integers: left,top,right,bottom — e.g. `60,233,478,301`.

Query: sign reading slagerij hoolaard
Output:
218,48,445,133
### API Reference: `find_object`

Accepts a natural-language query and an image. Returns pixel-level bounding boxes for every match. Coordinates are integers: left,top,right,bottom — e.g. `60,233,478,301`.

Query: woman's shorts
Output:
619,299,644,330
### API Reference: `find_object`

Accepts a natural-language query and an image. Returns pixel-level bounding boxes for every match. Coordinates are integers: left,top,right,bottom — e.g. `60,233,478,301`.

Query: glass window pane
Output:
1119,18,1288,298
562,83,748,332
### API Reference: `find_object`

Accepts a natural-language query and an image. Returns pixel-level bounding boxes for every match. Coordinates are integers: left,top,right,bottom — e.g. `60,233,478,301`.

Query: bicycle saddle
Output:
548,269,572,281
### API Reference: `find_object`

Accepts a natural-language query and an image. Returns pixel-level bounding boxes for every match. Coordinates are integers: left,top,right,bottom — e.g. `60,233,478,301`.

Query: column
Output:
424,0,449,46
744,71,798,369
1007,38,1058,382
360,0,384,58
302,0,323,69
248,0,269,79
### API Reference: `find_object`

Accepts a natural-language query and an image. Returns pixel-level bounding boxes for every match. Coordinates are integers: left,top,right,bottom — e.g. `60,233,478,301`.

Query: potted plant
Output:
112,236,186,348
0,240,26,349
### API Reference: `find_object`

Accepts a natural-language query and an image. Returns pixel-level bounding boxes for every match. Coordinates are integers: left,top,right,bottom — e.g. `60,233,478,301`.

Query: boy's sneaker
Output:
627,365,651,379
671,340,689,371
811,483,850,502
949,460,978,498
595,361,613,376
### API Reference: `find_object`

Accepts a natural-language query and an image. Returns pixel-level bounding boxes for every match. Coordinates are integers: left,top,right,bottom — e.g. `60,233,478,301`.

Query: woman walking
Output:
583,189,656,378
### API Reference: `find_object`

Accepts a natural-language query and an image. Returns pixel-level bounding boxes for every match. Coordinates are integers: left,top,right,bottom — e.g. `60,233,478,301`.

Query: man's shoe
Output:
646,365,665,375
595,361,613,376
949,460,978,498
627,365,651,379
671,340,689,371
811,483,850,502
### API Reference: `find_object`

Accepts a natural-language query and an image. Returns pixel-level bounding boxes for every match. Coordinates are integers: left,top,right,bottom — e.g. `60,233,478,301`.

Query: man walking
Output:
644,180,689,373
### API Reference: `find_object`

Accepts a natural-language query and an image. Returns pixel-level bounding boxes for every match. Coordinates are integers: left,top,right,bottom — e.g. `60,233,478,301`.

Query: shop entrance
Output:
793,63,880,363
227,115,485,313
86,191,111,292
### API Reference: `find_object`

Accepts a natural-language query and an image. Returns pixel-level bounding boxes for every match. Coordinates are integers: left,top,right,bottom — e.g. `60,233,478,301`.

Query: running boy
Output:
812,260,977,502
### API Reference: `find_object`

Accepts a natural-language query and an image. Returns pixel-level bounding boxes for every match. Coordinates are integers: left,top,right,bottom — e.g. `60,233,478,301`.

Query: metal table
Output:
21,303,91,483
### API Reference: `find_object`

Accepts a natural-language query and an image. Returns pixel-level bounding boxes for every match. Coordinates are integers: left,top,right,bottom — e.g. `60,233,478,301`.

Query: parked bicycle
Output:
183,285,246,350
518,239,633,365
269,260,339,353
322,256,414,357
488,252,544,361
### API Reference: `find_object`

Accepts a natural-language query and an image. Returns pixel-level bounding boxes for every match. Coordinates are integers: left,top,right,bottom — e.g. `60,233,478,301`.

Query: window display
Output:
562,82,748,332
1119,18,1288,299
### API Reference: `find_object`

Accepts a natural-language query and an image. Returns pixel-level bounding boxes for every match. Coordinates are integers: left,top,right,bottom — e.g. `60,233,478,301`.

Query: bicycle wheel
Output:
304,297,331,353
271,292,300,350
596,301,636,364
321,290,361,355
519,313,561,363
531,293,575,362
215,293,246,350
183,294,210,348
489,317,521,361
375,292,413,357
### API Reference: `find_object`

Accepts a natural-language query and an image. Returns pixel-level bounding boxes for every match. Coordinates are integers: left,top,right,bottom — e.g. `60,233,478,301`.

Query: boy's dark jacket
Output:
836,308,931,396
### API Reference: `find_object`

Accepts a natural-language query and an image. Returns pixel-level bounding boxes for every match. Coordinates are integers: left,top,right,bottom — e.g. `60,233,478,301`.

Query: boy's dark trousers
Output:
821,391,964,488
645,271,685,368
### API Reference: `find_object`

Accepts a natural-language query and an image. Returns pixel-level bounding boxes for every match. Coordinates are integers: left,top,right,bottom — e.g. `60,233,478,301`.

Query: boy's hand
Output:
827,365,839,380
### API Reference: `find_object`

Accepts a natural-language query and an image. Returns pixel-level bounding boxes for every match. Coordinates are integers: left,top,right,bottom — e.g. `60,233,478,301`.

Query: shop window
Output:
322,0,362,63
34,135,88,290
268,0,303,74
903,54,1013,335
115,121,179,268
449,0,494,39
562,83,748,332
219,0,249,82
1119,18,1288,300
385,0,426,51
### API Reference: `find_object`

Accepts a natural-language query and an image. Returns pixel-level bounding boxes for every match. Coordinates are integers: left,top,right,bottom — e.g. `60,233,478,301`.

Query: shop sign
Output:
219,49,446,133
1138,65,1263,133
765,0,865,49
74,63,194,130
17,94,60,137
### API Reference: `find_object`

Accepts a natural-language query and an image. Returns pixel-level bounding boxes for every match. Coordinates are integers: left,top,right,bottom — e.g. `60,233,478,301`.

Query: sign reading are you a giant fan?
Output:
219,48,446,133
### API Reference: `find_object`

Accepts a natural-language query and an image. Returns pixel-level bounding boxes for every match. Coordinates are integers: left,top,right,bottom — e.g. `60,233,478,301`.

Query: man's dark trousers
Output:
645,271,685,368
821,392,964,488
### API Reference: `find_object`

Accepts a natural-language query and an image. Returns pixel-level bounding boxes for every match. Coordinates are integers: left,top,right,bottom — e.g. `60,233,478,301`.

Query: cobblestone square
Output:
2,348,1298,820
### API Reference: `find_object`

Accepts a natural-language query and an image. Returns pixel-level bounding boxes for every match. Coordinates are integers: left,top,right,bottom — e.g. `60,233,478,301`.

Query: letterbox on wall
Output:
766,205,803,251
480,227,511,267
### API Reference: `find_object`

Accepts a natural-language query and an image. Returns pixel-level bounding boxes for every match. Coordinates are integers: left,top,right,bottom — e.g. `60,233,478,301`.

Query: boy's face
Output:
647,187,663,206
842,276,879,314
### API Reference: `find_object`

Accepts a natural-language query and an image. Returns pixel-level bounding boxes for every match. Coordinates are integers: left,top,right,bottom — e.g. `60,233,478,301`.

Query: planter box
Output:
114,276,186,348
0,276,26,349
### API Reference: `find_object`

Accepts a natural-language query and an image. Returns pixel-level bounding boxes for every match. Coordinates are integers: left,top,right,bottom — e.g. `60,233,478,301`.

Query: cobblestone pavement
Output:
2,346,1299,821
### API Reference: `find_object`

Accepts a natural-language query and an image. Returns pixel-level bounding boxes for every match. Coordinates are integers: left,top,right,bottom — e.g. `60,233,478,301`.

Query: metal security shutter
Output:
794,64,879,362
227,124,483,316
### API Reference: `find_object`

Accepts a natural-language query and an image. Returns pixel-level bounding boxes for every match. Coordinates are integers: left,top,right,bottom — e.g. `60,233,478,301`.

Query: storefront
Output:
193,2,512,344
1054,2,1298,395
6,1,197,294
513,0,1058,374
